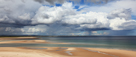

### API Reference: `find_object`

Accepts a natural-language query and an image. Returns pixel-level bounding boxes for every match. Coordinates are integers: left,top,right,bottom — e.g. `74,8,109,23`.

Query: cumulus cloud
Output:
31,2,110,30
32,2,76,24
32,2,136,31
62,11,109,29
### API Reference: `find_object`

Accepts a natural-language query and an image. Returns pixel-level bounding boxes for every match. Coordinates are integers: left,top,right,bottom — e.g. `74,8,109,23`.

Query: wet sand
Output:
86,48,136,57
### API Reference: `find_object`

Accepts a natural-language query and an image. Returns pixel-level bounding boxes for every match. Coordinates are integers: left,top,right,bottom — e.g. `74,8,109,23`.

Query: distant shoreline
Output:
0,37,39,40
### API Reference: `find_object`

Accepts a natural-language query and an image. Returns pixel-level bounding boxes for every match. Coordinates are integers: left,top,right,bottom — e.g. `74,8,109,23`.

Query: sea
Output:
0,36,136,50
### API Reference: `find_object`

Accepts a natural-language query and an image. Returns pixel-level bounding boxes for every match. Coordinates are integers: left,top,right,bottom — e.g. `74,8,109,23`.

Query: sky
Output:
0,0,136,36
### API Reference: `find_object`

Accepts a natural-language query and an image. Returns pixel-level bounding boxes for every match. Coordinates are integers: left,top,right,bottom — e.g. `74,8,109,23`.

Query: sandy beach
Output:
0,40,71,44
0,47,136,57
0,37,136,57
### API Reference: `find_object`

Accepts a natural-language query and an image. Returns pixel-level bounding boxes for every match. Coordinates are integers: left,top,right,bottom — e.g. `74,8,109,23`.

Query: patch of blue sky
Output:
74,5,89,11
55,3,62,7
66,0,84,6
74,5,84,11
80,0,85,5
74,6,80,9
76,0,103,6
76,6,84,11
132,15,136,20
67,0,107,12
67,0,75,5
42,5,54,7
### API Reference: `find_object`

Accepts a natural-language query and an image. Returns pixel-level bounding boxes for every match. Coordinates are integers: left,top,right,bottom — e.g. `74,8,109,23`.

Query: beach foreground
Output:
0,37,136,57
0,47,136,57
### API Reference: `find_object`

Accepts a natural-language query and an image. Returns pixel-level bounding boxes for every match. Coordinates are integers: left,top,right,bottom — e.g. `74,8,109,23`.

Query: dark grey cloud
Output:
0,0,41,27
118,21,136,30
34,0,44,3
34,0,65,5
85,0,110,3
107,8,131,20
33,0,111,5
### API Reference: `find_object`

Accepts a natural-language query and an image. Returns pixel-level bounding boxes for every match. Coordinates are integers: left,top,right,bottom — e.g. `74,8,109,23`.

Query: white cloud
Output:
32,2,76,24
62,11,109,29
82,0,136,15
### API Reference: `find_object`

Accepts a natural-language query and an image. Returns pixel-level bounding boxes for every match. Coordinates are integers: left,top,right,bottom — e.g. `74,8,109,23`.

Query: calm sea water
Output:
0,36,136,50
